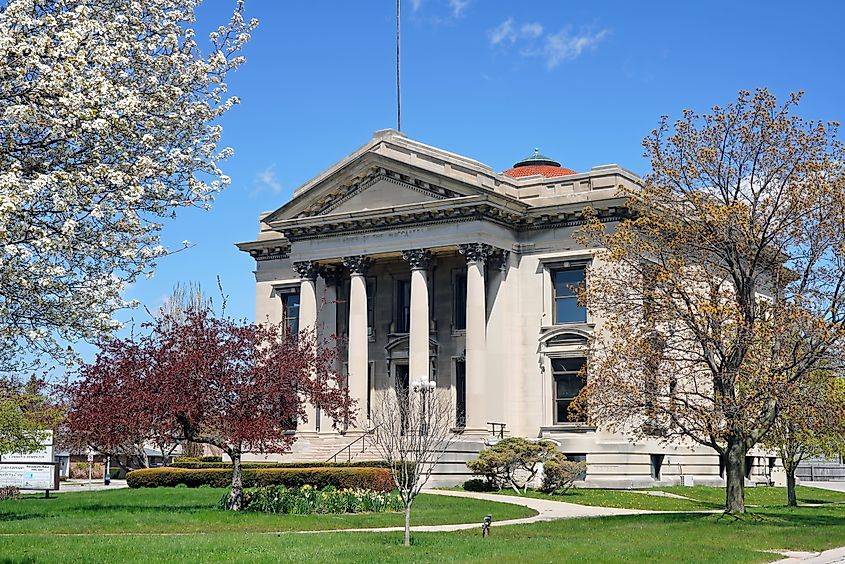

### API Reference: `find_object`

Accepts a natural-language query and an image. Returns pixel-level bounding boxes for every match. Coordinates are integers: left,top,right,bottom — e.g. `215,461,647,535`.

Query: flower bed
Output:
232,484,404,514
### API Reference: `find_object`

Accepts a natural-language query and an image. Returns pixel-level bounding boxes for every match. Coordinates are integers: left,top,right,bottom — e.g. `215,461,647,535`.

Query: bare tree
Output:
369,382,457,547
574,89,845,514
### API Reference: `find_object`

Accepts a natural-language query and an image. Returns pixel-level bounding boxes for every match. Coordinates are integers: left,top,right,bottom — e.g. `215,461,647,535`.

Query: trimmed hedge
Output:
126,467,394,491
173,456,223,463
170,460,390,469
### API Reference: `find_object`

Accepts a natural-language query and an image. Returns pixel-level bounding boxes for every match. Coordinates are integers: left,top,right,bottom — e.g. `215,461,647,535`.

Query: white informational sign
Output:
0,430,54,463
0,463,58,490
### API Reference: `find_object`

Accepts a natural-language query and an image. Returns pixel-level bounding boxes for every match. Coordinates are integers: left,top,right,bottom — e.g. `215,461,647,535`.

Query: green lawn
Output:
0,487,534,535
3,487,845,562
472,485,845,512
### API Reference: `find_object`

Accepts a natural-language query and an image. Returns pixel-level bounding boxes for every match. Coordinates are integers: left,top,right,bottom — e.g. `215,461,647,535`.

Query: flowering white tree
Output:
0,0,257,372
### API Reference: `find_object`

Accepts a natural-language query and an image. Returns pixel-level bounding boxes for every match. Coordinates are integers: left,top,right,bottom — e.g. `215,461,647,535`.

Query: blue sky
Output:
117,0,845,334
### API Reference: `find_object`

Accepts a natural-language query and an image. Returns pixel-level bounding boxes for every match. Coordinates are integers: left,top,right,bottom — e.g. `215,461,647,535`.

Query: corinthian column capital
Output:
293,260,320,281
343,255,372,276
458,243,494,265
401,249,433,271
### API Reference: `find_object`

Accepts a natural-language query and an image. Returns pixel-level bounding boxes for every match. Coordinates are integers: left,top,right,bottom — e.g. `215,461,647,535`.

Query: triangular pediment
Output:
317,177,446,215
264,131,521,225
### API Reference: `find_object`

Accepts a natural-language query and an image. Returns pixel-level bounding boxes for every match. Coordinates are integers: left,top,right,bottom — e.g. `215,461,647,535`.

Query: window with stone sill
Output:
280,290,300,336
552,266,587,324
552,357,586,424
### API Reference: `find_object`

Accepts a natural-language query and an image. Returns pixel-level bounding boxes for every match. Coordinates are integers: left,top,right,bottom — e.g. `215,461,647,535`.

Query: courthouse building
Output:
238,129,774,487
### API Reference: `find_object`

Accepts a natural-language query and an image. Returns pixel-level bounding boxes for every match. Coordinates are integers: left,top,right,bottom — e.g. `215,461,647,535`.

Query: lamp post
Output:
412,379,436,436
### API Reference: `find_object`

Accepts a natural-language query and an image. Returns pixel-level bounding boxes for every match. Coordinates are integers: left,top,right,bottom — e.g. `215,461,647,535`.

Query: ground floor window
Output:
552,357,586,424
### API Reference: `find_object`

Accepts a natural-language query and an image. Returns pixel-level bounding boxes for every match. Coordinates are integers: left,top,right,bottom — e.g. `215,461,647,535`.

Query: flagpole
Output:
396,0,401,132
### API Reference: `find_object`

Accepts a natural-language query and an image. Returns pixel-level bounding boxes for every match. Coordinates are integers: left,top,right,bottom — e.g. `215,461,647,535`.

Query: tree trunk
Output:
227,452,243,511
403,499,413,547
785,462,798,507
725,439,746,514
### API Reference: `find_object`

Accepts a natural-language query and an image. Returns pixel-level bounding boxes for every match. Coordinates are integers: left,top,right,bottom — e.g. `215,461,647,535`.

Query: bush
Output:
462,478,496,492
231,484,404,514
467,437,559,494
540,454,587,494
170,460,389,469
173,456,223,463
126,466,394,491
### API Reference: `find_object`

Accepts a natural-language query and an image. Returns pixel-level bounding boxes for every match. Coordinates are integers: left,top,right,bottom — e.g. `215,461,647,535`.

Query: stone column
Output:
459,243,493,434
317,265,342,434
292,261,320,435
343,255,372,431
401,250,433,386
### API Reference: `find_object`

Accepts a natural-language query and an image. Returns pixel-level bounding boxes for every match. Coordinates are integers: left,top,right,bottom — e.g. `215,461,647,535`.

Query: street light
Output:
411,379,436,435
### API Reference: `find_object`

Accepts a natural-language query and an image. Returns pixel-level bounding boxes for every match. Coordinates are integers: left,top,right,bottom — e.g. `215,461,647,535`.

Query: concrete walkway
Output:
267,490,662,535
57,479,129,492
770,546,845,563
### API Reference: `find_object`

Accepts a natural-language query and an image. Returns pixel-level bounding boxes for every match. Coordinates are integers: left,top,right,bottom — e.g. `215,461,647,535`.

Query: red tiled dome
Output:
502,148,576,178
503,164,577,178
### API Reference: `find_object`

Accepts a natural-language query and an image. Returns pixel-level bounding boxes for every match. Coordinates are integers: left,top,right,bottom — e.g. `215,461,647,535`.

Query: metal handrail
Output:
327,425,380,463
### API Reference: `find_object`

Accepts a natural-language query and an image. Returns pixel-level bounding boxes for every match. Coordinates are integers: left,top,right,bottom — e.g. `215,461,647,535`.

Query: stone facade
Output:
238,129,776,487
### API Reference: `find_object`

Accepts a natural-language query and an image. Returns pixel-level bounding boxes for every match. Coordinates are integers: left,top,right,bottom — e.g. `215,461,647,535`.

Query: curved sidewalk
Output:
286,489,654,535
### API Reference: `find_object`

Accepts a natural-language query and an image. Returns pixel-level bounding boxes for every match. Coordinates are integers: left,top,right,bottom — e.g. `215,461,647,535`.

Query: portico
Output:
290,242,506,436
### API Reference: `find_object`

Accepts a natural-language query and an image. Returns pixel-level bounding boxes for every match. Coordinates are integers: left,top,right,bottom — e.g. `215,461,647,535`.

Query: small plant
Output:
230,484,404,514
0,486,20,501
540,453,587,494
467,437,559,494
462,478,495,492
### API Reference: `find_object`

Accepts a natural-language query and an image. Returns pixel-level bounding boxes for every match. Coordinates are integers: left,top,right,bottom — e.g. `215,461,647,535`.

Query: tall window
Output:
395,279,411,333
553,267,586,324
455,359,466,428
281,291,300,335
453,271,467,331
367,279,376,337
552,357,586,424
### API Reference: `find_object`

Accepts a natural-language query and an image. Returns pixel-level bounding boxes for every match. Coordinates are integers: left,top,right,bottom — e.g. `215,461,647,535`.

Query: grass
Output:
458,485,845,512
3,486,845,562
0,487,534,535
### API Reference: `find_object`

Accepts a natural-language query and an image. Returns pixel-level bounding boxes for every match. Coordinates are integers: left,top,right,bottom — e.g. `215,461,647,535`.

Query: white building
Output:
238,130,775,487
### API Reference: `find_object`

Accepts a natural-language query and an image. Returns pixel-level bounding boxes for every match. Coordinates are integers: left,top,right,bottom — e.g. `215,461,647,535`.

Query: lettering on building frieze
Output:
401,249,433,270
292,260,320,281
343,255,372,276
458,243,495,264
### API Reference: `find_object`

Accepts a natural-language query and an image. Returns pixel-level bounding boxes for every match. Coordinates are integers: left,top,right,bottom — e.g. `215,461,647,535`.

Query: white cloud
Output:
410,0,424,11
540,28,608,68
254,164,282,194
489,18,608,69
449,0,470,18
489,18,545,46
489,17,515,45
520,22,544,39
